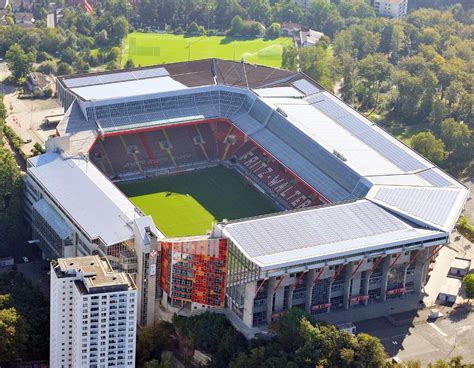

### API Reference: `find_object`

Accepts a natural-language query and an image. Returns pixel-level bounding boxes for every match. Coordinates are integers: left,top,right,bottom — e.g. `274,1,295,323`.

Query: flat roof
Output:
367,185,468,232
451,258,471,270
29,152,140,245
221,200,445,269
439,277,462,297
58,255,136,293
70,76,186,101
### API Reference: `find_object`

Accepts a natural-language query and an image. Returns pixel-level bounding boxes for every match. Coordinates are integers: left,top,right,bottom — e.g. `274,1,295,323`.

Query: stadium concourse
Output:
25,59,469,331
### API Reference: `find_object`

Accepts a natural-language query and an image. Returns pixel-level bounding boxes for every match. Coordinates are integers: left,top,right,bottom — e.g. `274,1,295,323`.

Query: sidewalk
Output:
314,293,423,326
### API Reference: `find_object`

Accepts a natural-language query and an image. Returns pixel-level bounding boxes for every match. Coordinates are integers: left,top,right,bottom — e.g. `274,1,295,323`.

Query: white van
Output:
336,322,356,334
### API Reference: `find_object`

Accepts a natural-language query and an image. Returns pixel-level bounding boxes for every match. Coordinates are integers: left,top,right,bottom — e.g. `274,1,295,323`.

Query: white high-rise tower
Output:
50,255,137,368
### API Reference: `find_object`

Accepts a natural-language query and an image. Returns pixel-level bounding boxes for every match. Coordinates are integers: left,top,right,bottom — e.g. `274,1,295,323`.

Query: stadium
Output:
25,59,468,330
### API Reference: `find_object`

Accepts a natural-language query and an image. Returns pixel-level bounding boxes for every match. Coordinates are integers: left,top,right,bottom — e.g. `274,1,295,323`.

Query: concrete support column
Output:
381,255,391,302
288,273,302,310
363,270,372,306
243,281,257,328
414,248,430,292
327,279,333,312
402,265,408,292
305,269,317,314
273,282,286,315
343,263,354,309
287,285,294,309
266,277,278,323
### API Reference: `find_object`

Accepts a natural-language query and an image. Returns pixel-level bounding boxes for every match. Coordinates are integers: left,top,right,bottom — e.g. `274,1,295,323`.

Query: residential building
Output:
373,0,408,19
299,29,325,47
50,255,137,368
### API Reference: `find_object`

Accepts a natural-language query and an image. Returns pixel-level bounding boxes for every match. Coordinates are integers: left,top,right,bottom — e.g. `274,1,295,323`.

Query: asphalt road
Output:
356,305,474,364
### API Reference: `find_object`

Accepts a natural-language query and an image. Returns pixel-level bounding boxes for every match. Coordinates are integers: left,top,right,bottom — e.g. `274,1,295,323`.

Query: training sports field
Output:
118,166,278,237
122,33,292,68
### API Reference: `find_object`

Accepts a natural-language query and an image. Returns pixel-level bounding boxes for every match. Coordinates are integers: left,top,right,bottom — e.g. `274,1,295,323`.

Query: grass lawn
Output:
117,166,278,237
122,33,293,68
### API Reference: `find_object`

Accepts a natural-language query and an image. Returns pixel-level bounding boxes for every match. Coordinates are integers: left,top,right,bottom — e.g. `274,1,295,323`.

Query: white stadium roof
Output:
222,200,444,270
29,152,142,245
69,76,187,101
38,60,469,268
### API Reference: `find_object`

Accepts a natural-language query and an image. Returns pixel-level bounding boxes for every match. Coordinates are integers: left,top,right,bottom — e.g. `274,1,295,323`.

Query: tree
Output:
340,53,357,104
173,312,247,367
107,47,121,62
272,0,303,24
266,23,281,39
271,307,309,352
0,96,6,123
298,44,338,90
463,274,474,301
440,118,472,161
379,23,406,62
352,333,387,367
393,70,423,121
0,273,50,360
338,0,375,19
357,53,392,109
5,43,34,81
0,305,28,360
159,351,174,368
37,60,57,75
106,61,119,71
95,29,109,46
57,62,73,76
143,360,159,368
215,0,246,30
136,322,176,366
229,15,243,35
60,47,77,64
124,59,135,69
112,16,129,41
410,132,446,164
248,0,271,23
0,147,22,211
247,22,265,37
334,26,380,61
282,45,298,71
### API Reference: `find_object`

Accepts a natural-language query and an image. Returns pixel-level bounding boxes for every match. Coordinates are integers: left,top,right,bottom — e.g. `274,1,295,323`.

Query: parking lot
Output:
356,304,474,365
4,92,62,148
354,231,474,365
0,258,51,296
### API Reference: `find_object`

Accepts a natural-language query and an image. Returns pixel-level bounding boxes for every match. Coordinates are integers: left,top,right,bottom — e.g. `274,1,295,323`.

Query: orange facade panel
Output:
160,238,228,307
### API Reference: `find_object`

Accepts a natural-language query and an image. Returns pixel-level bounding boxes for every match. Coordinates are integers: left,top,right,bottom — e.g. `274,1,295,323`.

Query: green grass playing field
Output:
117,166,278,237
122,33,292,68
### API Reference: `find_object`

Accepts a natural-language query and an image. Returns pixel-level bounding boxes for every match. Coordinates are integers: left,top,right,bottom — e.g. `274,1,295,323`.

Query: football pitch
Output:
117,166,278,237
122,33,292,68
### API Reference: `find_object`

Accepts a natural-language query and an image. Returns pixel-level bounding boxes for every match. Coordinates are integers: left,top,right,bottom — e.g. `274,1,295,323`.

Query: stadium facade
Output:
26,59,468,330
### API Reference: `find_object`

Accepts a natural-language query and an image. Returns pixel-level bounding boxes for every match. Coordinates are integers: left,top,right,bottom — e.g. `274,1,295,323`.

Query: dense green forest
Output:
137,310,473,367
279,4,473,177
0,272,49,361
135,310,387,367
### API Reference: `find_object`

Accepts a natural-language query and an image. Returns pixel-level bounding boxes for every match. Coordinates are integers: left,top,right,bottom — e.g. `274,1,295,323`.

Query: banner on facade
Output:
311,302,331,311
386,287,405,295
